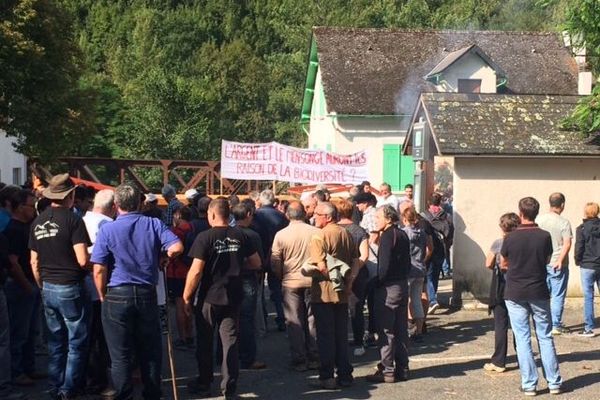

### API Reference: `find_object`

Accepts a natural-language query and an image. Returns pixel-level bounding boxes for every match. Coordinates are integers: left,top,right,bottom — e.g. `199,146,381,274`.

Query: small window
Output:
458,79,482,93
12,168,21,185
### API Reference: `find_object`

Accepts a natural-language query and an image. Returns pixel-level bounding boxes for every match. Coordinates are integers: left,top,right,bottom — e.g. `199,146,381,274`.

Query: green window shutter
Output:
400,148,414,189
383,144,401,191
383,144,414,192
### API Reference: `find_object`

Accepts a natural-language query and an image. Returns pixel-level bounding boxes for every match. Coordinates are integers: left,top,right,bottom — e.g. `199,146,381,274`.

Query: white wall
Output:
453,157,600,300
435,53,498,93
0,132,27,186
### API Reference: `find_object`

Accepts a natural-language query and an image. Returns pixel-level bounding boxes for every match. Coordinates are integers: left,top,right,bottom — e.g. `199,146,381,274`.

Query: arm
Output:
309,234,328,275
485,251,496,270
166,240,184,258
574,226,584,266
183,258,206,316
93,264,108,302
7,255,33,293
424,235,433,263
270,236,283,280
73,243,89,269
358,238,368,264
553,236,571,271
245,252,262,271
377,230,393,282
500,255,509,272
30,250,42,288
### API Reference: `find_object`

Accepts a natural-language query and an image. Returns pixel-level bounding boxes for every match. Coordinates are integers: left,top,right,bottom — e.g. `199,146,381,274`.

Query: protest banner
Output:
220,140,369,184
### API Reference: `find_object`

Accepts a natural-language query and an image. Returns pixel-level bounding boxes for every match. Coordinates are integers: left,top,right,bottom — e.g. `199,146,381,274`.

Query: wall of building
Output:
452,157,600,301
0,132,27,186
308,70,337,151
435,53,498,93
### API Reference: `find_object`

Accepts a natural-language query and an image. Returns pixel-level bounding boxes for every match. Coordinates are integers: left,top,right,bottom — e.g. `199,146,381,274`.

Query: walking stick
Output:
161,268,179,400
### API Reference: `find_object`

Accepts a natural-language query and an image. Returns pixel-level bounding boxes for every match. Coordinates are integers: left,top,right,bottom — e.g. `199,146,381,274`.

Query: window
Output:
458,79,482,93
12,168,21,185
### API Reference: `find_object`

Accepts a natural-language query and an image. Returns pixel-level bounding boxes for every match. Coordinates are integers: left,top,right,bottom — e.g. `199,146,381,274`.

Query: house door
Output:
382,144,414,192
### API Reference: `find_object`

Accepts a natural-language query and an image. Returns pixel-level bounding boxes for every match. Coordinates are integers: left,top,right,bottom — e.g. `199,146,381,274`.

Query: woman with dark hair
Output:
367,205,411,383
483,212,520,373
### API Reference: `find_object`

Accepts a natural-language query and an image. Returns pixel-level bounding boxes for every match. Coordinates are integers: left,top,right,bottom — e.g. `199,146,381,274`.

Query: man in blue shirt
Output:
91,184,183,400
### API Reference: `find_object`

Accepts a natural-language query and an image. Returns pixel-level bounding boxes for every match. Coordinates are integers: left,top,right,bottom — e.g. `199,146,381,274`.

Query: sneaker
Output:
395,368,409,382
551,326,570,336
320,378,338,390
13,374,35,386
187,380,211,398
353,346,366,356
428,303,440,315
578,330,595,338
100,387,117,398
366,371,395,383
336,376,353,387
549,387,562,395
520,387,537,396
483,363,506,373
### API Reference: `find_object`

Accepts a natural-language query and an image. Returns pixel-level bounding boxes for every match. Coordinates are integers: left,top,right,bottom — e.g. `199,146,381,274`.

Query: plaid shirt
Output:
163,198,183,226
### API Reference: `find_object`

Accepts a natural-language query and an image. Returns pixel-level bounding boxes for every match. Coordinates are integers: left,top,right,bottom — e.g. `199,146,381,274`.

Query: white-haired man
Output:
251,190,288,331
82,189,115,395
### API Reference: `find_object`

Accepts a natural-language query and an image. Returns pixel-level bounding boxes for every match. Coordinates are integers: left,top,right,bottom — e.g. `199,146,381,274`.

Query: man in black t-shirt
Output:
183,199,261,399
4,189,42,385
29,174,92,399
500,197,561,396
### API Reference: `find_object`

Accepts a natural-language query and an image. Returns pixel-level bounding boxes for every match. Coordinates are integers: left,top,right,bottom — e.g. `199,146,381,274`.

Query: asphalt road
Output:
21,279,600,399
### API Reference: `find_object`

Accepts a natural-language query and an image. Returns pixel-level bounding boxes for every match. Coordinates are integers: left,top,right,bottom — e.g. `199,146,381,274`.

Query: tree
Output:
559,0,600,135
0,0,94,160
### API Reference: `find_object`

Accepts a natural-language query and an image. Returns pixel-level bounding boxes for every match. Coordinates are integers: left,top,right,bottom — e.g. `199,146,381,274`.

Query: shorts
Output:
167,278,185,298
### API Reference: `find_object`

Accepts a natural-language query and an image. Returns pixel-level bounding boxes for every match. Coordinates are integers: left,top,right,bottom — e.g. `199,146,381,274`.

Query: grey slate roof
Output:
409,93,600,156
313,27,579,115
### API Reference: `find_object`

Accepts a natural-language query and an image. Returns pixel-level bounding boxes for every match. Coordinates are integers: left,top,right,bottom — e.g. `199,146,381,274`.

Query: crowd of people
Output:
0,174,596,399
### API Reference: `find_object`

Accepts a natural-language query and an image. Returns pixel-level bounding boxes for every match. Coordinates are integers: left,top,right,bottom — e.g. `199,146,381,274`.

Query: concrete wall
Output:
452,157,600,301
435,53,497,93
0,132,27,185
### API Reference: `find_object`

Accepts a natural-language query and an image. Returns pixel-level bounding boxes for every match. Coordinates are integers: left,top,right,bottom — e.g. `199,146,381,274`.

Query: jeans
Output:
312,302,353,381
282,287,318,365
5,278,41,378
102,285,162,400
546,265,569,329
505,299,561,391
580,268,600,332
375,282,409,376
42,282,91,397
195,302,240,396
427,257,444,305
351,280,376,346
442,258,451,276
0,285,13,396
239,274,258,368
87,300,109,391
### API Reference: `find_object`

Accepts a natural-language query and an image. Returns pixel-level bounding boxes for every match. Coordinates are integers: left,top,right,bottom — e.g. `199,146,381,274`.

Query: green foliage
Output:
0,0,94,160
3,0,592,161
557,0,600,136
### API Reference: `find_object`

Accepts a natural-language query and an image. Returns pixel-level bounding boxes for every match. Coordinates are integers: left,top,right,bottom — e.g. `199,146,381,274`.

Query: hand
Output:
183,299,194,317
552,263,562,272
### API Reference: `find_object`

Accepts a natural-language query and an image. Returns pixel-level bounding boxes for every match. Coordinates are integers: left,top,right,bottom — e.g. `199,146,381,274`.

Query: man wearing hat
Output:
184,188,200,219
29,174,92,400
142,193,164,220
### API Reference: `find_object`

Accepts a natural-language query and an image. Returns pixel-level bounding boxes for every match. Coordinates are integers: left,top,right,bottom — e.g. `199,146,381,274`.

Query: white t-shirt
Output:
83,211,113,301
377,194,400,210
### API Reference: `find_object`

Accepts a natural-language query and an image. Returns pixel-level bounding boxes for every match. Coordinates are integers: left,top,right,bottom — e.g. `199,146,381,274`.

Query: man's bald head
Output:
286,200,306,221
